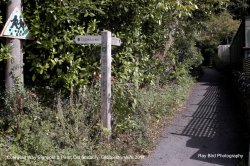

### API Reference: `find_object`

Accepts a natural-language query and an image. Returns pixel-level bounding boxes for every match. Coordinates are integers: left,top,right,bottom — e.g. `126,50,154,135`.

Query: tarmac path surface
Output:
139,68,244,166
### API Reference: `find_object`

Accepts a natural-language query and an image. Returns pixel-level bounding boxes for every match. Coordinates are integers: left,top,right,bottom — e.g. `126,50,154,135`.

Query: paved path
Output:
139,68,244,166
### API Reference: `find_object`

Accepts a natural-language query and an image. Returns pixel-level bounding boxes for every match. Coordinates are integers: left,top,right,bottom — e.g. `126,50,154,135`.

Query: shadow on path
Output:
140,68,245,166
177,70,241,165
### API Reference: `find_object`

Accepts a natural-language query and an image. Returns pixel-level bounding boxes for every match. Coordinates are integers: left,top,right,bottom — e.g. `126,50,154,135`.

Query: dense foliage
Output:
3,0,226,89
0,0,236,90
228,0,250,19
197,11,240,66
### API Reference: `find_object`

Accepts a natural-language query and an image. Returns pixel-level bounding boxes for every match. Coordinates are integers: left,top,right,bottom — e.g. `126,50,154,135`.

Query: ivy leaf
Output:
32,75,36,81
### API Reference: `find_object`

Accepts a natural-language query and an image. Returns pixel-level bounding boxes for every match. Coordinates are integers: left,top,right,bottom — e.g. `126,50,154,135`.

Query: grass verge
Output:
0,75,195,166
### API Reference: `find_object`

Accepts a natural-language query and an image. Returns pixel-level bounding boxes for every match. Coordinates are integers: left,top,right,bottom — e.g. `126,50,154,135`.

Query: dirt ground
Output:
138,68,246,166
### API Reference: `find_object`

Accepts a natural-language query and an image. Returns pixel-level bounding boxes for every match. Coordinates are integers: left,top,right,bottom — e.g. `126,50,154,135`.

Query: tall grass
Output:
0,75,194,165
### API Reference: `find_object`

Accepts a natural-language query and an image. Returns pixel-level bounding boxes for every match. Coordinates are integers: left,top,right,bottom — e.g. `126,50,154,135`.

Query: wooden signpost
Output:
75,35,121,46
75,31,121,140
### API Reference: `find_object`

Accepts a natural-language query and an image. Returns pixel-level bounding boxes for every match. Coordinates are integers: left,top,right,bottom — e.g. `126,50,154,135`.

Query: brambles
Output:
232,71,250,98
0,75,193,165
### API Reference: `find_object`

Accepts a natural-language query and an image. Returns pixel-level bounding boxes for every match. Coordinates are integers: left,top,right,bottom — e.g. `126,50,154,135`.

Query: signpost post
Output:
75,30,121,141
0,2,32,93
100,31,112,136
5,1,23,93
